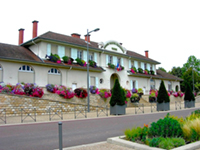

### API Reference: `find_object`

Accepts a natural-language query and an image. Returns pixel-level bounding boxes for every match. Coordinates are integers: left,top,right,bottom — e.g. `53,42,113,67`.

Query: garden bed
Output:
107,136,200,150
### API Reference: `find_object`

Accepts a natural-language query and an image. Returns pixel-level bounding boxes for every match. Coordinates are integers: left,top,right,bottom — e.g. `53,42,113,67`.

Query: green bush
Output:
192,109,200,115
148,113,183,138
157,80,170,103
109,79,125,106
159,138,185,150
124,127,142,142
146,137,163,147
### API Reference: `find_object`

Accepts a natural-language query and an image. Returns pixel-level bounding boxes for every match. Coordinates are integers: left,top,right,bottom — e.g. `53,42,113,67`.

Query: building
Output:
0,21,182,94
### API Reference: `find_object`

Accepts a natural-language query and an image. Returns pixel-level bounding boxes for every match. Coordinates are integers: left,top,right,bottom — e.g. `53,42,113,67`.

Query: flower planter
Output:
138,93,143,98
110,104,126,115
157,102,170,111
184,100,195,108
130,97,140,103
149,97,157,103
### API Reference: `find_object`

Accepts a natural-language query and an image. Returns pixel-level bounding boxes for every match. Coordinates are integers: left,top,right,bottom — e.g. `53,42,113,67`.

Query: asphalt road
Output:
0,108,198,150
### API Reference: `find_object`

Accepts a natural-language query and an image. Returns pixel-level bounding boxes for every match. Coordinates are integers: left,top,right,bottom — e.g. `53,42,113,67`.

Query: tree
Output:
169,66,183,78
181,68,200,92
182,55,200,73
158,67,167,73
109,79,125,106
157,80,170,103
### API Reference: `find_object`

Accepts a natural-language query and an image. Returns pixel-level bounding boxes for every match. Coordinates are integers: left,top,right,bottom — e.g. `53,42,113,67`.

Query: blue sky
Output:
1,0,200,71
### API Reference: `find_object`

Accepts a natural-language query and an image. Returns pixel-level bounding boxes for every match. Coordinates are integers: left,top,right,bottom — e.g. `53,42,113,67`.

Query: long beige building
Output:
0,21,182,94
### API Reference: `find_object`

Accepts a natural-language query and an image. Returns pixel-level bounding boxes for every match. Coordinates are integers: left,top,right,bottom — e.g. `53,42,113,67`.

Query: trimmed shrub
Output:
184,82,195,101
157,80,170,103
109,79,125,106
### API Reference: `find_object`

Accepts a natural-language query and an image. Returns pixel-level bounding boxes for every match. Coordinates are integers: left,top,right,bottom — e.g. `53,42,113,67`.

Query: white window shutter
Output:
153,65,156,75
71,48,77,60
94,53,97,63
113,56,117,65
147,63,150,70
83,51,87,62
134,61,138,69
129,60,131,68
135,80,138,89
58,46,65,58
95,77,99,88
141,62,144,70
47,44,51,56
121,58,124,66
106,55,109,65
130,80,133,90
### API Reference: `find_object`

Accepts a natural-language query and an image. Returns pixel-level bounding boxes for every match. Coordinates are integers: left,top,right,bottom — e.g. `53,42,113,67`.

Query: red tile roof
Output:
0,43,42,62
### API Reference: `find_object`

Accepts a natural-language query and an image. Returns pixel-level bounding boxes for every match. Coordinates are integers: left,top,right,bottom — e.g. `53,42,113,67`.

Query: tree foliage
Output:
182,55,200,73
109,79,125,106
157,80,170,103
169,67,183,78
158,67,167,73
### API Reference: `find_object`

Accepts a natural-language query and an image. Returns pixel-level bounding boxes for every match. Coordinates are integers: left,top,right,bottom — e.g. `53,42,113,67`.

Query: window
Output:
150,79,155,90
90,76,95,86
89,53,94,61
117,58,121,65
19,65,33,72
132,81,136,89
108,55,112,64
77,50,82,59
144,63,147,70
57,46,65,58
168,81,172,91
48,68,61,75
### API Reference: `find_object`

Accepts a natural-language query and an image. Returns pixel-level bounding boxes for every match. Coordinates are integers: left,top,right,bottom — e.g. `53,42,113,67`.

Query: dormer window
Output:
89,52,94,61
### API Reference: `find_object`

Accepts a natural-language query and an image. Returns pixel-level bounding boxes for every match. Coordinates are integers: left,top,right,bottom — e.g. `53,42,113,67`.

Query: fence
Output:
0,101,199,124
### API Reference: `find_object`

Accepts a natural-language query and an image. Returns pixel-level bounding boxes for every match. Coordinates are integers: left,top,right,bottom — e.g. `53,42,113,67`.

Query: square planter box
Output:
110,104,126,115
157,102,170,111
184,100,195,108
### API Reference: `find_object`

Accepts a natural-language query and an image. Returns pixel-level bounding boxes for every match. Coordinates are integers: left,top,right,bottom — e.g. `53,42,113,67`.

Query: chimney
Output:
32,20,39,38
145,50,149,58
18,28,25,45
84,34,90,43
71,33,81,38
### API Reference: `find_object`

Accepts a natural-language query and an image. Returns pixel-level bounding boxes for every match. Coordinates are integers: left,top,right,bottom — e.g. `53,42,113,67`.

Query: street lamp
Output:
86,28,100,112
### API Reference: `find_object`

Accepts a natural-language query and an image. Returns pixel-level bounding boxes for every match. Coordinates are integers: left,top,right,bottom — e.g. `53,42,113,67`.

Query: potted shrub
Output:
184,82,195,108
130,93,140,103
137,88,143,98
157,80,170,111
109,79,126,115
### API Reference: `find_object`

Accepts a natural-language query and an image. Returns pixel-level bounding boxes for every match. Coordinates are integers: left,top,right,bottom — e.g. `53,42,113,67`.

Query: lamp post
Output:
86,28,100,112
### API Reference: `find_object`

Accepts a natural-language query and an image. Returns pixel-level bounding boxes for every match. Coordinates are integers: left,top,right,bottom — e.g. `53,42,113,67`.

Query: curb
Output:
107,136,200,150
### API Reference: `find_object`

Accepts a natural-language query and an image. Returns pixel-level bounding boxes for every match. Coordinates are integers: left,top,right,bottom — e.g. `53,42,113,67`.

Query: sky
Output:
0,0,200,72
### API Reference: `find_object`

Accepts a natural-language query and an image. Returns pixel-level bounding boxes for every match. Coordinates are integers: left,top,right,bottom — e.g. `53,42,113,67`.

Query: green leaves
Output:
157,80,170,103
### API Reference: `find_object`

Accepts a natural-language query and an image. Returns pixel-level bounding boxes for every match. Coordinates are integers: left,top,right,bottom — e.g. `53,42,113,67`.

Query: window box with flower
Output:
74,88,88,98
130,67,137,74
132,88,138,94
62,56,74,64
130,93,140,103
107,63,124,71
55,85,75,99
150,70,155,75
144,69,150,75
45,53,61,64
75,58,86,66
137,88,144,98
46,84,58,93
138,68,143,73
89,86,99,94
99,89,111,102
89,60,97,68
